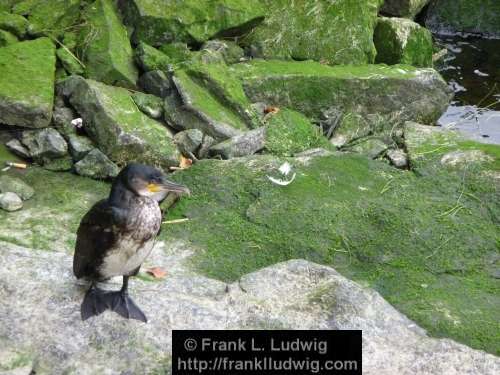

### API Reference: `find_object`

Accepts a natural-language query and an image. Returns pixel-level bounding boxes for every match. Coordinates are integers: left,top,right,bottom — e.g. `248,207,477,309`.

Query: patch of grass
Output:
163,153,500,354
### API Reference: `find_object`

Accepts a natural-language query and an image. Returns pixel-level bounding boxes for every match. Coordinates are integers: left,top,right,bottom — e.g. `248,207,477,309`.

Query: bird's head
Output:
115,163,190,202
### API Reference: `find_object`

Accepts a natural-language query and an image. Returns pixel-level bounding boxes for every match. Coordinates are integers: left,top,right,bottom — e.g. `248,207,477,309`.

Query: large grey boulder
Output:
59,76,180,170
0,240,498,374
0,38,56,128
209,127,266,159
232,60,453,143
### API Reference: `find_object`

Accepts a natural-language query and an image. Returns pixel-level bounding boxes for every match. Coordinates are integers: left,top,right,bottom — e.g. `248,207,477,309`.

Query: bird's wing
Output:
73,199,120,279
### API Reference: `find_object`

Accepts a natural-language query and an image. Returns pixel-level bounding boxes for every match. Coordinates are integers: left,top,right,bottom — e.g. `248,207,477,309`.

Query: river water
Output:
434,35,500,144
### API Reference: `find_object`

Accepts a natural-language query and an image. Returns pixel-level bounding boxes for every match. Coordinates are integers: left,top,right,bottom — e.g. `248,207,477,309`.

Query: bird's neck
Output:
108,181,137,209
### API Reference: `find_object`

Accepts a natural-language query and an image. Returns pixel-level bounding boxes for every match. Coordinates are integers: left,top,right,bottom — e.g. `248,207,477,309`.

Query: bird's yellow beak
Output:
147,183,162,193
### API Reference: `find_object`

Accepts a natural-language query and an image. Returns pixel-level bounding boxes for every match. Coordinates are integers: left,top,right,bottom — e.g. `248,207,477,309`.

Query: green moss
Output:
26,0,81,38
265,108,330,156
173,69,249,131
242,0,383,65
381,0,430,19
162,153,500,354
56,47,84,75
0,37,56,128
231,60,451,142
65,77,179,169
0,10,28,37
121,0,265,46
0,29,17,46
78,0,137,88
0,166,108,251
134,42,172,72
374,17,433,68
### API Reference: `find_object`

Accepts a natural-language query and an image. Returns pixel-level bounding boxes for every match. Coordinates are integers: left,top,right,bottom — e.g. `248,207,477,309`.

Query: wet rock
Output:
0,11,28,38
0,175,34,200
68,134,94,161
0,38,56,128
0,192,22,211
201,40,244,64
131,92,164,119
374,17,433,67
441,150,494,167
56,47,85,76
159,42,192,64
51,96,77,137
120,0,265,46
5,139,30,159
21,128,68,164
381,0,430,19
209,127,266,159
386,148,409,168
0,240,499,374
234,60,452,143
425,0,500,37
60,76,179,169
242,0,381,65
0,29,17,47
346,137,389,159
74,148,120,180
138,70,172,98
173,129,204,157
78,0,138,88
26,0,80,38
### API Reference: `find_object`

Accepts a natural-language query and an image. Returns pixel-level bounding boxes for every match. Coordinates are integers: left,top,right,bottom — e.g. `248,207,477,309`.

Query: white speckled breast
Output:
99,197,161,278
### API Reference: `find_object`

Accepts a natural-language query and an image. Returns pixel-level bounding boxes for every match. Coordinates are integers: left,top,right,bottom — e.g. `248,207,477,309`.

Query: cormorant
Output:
73,163,190,322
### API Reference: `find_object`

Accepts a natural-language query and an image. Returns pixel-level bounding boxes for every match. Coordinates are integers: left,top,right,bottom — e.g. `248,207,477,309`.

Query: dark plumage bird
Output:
73,163,190,322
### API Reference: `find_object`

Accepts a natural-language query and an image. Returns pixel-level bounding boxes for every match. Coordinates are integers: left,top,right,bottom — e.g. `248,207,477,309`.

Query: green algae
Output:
0,10,28,37
162,153,500,354
0,37,55,128
0,29,17,46
374,17,434,68
78,0,137,88
242,0,383,65
264,108,330,156
120,0,265,46
26,0,81,38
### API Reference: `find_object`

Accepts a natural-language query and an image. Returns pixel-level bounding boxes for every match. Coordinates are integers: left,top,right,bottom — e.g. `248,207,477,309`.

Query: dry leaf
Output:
264,106,280,115
179,155,193,169
146,267,167,279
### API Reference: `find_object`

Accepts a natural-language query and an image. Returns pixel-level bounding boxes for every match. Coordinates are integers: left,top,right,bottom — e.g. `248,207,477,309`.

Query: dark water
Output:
434,35,500,144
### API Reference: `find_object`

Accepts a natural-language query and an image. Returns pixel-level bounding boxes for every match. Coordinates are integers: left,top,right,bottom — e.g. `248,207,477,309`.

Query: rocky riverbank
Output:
0,0,499,373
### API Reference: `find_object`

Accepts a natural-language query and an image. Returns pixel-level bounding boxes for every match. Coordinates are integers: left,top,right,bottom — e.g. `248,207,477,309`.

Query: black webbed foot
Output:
80,277,147,323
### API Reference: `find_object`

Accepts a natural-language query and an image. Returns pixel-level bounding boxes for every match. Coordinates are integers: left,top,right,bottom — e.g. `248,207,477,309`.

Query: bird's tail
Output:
81,286,147,322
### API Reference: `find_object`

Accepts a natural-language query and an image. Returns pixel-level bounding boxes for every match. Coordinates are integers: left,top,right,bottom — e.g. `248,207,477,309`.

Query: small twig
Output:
162,218,189,224
50,36,86,69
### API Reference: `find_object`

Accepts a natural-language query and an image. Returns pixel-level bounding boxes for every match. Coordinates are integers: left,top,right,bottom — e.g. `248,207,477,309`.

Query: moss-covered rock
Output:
264,109,329,157
0,11,28,37
374,17,433,68
232,60,452,143
131,91,164,119
163,150,500,354
381,0,430,19
60,76,179,170
404,121,500,173
0,37,55,128
134,42,171,72
425,0,500,37
119,0,265,46
201,39,244,65
78,0,137,88
242,0,383,65
74,148,119,180
0,175,34,200
166,67,253,140
56,47,84,75
26,0,81,38
0,29,17,46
